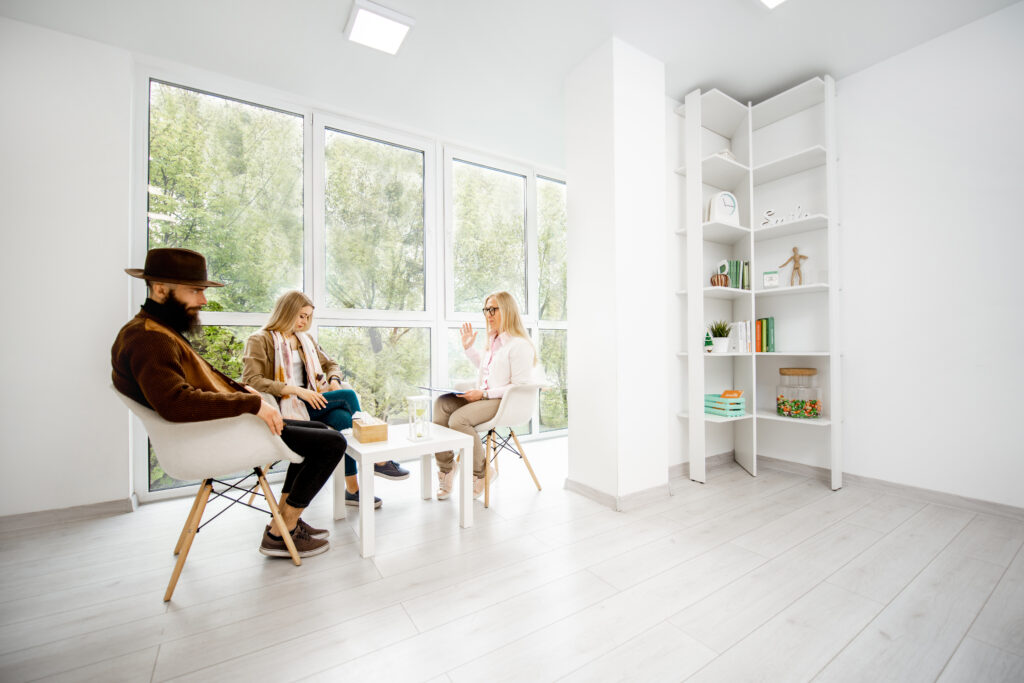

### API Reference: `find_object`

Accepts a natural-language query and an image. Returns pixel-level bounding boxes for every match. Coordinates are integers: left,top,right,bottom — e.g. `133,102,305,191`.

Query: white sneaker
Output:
437,467,456,500
473,466,498,499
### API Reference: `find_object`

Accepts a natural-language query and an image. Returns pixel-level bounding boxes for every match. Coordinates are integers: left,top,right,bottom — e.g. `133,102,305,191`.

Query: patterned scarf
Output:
270,330,329,420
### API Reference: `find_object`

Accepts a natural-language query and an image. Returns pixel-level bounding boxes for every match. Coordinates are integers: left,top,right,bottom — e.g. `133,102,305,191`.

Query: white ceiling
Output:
1,0,1018,168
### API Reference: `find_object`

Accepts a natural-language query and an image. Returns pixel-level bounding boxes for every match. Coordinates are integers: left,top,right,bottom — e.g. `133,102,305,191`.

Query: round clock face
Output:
718,193,737,215
708,191,740,226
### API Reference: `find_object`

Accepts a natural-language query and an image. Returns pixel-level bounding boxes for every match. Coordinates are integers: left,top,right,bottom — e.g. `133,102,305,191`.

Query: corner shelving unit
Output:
675,76,842,490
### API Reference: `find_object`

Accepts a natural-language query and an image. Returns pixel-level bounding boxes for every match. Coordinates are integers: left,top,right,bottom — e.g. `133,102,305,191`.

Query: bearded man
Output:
111,248,343,558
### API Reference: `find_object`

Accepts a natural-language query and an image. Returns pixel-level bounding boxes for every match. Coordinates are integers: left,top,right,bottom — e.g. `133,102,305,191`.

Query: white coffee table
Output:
333,424,475,558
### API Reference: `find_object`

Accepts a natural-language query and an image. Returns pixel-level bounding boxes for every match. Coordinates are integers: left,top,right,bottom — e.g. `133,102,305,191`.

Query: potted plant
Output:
708,320,732,353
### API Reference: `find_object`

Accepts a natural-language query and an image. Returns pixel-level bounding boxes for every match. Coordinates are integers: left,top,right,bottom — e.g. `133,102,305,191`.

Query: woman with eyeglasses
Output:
433,291,538,500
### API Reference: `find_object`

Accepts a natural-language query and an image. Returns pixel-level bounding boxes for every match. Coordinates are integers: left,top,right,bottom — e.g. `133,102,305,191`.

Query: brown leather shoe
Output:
259,524,329,558
296,518,329,540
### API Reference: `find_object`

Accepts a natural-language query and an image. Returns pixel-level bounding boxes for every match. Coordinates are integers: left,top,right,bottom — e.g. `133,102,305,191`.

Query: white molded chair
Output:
113,387,305,601
455,381,544,508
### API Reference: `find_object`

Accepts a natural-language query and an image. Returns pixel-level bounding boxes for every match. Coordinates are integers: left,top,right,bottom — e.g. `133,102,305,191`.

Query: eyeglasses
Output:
482,307,499,316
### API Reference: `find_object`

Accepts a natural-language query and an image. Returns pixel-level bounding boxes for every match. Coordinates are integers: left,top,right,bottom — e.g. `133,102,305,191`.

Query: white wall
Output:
611,40,668,496
566,40,619,496
836,1,1024,508
0,18,133,516
566,38,668,502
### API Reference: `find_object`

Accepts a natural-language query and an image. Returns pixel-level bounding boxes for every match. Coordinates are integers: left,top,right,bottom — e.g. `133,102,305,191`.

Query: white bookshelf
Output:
676,76,842,490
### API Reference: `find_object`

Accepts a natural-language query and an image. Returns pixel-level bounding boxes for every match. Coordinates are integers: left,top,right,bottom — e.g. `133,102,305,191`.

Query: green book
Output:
767,316,775,352
742,261,750,290
732,260,740,289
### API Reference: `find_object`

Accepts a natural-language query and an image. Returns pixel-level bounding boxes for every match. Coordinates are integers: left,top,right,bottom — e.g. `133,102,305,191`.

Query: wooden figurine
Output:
779,246,808,286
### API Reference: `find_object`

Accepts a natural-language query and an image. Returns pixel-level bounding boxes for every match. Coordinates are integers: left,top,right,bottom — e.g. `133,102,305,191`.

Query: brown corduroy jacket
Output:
111,310,261,422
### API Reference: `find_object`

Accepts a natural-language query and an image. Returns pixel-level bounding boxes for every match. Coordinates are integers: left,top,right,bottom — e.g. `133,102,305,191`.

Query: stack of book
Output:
716,259,750,290
755,317,775,352
729,320,752,353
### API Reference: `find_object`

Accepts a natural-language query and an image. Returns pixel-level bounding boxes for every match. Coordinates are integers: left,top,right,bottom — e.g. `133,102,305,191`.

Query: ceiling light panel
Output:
345,0,414,55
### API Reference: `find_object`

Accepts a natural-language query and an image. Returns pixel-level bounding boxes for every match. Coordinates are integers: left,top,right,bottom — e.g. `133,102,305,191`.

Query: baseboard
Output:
669,450,736,481
757,455,1024,523
563,478,671,512
563,478,617,509
0,496,137,533
615,484,672,512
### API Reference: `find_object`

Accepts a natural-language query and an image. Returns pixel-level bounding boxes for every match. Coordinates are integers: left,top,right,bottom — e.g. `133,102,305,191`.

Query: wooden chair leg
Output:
174,484,206,555
510,430,542,491
248,463,272,505
258,468,301,566
484,431,493,508
165,479,212,602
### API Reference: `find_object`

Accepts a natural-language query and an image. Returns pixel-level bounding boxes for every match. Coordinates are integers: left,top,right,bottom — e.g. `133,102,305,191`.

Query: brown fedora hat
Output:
125,248,225,287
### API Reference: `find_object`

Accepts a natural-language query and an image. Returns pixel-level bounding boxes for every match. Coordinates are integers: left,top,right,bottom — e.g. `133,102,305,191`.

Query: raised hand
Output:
460,322,477,350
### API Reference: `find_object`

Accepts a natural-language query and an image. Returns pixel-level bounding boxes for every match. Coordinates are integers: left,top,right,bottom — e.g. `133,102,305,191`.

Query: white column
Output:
565,38,668,509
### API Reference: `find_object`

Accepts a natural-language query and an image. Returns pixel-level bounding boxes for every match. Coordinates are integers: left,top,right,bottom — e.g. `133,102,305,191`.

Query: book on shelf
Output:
755,317,775,352
728,320,751,352
716,259,751,290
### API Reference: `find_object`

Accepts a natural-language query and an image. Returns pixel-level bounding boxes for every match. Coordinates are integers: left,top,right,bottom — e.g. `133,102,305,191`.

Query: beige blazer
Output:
241,330,343,398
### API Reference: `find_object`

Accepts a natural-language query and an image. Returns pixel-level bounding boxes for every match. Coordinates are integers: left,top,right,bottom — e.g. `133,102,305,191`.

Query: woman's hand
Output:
460,322,477,350
460,389,484,402
286,385,328,410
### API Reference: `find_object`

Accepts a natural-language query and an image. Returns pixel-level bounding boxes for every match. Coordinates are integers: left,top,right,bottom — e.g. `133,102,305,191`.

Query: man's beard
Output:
162,293,203,337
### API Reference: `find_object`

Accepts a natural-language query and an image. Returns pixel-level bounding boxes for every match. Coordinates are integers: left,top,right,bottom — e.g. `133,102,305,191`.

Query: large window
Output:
538,177,567,321
139,75,567,498
148,81,304,312
324,129,426,311
451,160,526,313
536,177,568,431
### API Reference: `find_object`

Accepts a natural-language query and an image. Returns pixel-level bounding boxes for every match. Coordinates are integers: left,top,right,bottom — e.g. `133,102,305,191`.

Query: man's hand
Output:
460,389,484,402
257,400,284,436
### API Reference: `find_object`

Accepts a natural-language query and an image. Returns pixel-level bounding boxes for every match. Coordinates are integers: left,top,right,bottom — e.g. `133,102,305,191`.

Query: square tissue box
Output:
353,416,388,443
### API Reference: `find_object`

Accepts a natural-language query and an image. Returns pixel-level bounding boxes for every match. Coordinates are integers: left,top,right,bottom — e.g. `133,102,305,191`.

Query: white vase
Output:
711,337,730,353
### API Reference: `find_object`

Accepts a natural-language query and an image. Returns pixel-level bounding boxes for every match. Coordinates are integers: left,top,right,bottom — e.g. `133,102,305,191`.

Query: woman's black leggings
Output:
277,419,346,508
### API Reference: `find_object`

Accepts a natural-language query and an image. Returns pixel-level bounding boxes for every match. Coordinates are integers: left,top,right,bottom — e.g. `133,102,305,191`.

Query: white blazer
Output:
466,333,537,399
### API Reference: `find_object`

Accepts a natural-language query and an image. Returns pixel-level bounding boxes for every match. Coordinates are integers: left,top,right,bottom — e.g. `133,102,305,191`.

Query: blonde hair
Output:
486,291,537,365
264,290,314,334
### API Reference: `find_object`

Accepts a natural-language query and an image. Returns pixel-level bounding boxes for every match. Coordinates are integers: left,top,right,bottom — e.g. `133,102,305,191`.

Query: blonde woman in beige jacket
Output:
243,291,409,509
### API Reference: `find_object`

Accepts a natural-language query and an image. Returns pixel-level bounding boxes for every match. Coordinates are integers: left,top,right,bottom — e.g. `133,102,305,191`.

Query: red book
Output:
755,319,762,353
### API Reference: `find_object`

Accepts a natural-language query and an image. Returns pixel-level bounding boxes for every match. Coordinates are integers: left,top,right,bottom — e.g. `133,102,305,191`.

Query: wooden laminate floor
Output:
2,438,1023,682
